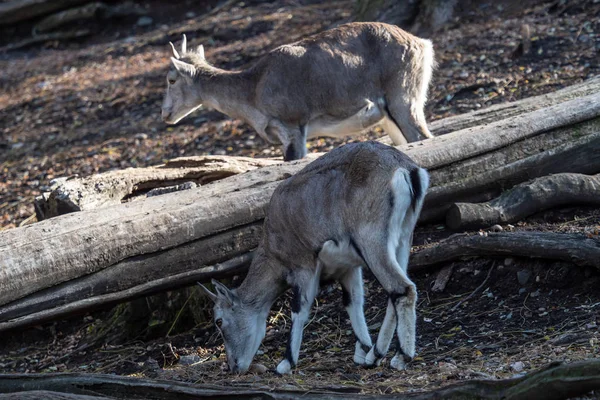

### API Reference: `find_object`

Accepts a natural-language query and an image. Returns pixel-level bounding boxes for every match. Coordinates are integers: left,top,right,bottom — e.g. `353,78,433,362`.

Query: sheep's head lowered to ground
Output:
161,34,207,124
198,279,267,374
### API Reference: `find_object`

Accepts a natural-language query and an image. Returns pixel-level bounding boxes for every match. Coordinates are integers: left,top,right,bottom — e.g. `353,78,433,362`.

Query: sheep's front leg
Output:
266,120,307,161
276,268,320,374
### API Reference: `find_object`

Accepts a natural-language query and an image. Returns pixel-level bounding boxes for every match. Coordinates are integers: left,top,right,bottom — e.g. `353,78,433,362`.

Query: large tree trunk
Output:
0,359,599,399
1,90,599,332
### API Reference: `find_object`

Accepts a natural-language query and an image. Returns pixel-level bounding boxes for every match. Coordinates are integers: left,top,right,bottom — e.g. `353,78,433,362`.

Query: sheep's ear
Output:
171,57,196,78
196,44,205,59
181,34,187,54
197,282,217,303
169,42,180,59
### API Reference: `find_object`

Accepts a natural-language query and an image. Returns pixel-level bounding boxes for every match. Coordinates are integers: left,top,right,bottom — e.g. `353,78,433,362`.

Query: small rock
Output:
517,269,531,286
438,361,458,375
249,363,268,374
186,11,196,18
137,16,154,27
504,257,514,267
586,322,597,329
530,289,540,298
135,133,148,140
490,224,503,232
506,224,515,231
519,288,527,295
511,361,524,372
179,355,201,365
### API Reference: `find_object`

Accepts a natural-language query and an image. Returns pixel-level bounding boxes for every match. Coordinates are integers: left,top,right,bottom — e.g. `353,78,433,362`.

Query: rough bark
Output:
446,173,600,230
0,0,90,25
421,129,600,222
1,91,599,331
0,392,112,400
34,155,281,220
0,359,599,399
410,232,600,271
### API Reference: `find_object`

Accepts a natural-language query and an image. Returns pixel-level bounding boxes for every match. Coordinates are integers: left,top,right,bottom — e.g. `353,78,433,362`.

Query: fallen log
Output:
446,173,600,230
34,155,281,220
33,2,146,33
422,128,600,222
0,29,91,53
410,232,600,271
0,359,599,399
379,75,600,142
0,0,90,26
0,392,111,400
0,254,253,332
1,91,600,332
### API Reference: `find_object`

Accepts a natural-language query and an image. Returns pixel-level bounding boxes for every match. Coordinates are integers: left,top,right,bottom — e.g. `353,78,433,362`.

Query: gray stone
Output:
179,354,201,365
517,269,531,286
511,361,524,372
137,16,154,27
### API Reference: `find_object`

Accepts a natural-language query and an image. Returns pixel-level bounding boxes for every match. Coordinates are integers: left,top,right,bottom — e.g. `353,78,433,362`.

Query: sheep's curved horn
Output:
181,34,187,54
169,42,180,59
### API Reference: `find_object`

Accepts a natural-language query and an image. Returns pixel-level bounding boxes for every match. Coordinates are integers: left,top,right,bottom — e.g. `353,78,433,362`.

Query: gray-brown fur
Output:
200,141,429,374
162,23,435,160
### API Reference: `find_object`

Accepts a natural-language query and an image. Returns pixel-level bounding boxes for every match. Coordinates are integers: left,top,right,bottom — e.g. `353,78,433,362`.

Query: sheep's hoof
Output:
276,359,292,375
390,354,407,370
364,346,383,368
353,341,368,365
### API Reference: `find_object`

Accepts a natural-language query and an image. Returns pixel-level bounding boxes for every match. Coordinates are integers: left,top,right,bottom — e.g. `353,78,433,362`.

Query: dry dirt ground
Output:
1,0,599,397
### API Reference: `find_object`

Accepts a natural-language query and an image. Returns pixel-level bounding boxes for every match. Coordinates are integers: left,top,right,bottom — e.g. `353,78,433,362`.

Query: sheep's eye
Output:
215,318,223,328
168,78,176,85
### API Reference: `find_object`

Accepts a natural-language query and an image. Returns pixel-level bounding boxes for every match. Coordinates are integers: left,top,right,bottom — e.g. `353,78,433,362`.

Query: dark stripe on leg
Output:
291,286,302,313
384,104,402,134
391,293,413,364
390,290,407,305
284,324,296,368
395,338,412,364
360,342,371,354
409,168,423,211
342,286,351,307
284,143,297,161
